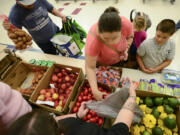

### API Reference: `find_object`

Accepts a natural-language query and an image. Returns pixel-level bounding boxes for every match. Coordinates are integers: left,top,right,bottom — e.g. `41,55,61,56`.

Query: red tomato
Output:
83,96,87,101
91,111,96,117
73,107,78,113
87,114,91,120
80,92,84,96
84,89,88,95
88,88,91,92
76,102,81,107
82,116,87,121
90,118,97,123
78,96,82,102
87,96,92,100
98,119,103,125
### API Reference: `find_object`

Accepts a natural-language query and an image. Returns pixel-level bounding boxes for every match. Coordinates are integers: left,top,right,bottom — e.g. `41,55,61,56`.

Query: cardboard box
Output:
101,90,180,132
136,90,180,131
0,50,21,80
69,79,114,113
3,62,48,99
29,63,84,115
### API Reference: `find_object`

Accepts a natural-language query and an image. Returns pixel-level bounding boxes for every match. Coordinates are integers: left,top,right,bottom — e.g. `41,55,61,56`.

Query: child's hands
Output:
146,67,158,73
141,67,153,74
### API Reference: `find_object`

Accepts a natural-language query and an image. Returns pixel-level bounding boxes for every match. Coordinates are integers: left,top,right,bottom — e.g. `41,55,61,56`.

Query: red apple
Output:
52,75,58,82
62,98,67,107
54,100,59,107
54,68,60,73
69,73,75,78
58,78,62,83
68,86,73,91
50,88,55,94
66,82,71,87
45,92,51,98
59,95,64,100
61,83,66,90
46,97,53,101
64,75,70,82
65,89,71,95
57,73,63,78
40,89,46,95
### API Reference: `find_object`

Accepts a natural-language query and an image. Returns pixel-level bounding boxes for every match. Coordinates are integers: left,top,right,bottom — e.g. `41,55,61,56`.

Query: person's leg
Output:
37,41,57,55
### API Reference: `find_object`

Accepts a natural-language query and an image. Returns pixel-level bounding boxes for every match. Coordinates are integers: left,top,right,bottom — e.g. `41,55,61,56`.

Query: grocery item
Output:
130,96,179,135
162,69,180,85
95,66,121,87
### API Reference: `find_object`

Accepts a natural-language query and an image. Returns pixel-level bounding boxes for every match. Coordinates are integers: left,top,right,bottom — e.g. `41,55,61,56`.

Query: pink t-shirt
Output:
85,16,133,65
134,31,147,48
0,82,32,127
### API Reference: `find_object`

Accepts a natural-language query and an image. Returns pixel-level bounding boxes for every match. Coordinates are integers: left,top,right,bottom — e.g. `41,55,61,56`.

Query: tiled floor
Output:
0,0,180,70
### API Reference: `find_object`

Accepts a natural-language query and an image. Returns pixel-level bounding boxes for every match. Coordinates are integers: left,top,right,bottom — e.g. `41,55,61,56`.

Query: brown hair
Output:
133,16,146,31
0,117,6,135
98,7,121,33
156,19,176,35
6,110,65,135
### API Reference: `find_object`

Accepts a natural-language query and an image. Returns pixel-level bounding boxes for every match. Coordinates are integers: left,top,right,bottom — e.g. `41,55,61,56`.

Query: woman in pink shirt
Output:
0,82,32,127
85,7,133,100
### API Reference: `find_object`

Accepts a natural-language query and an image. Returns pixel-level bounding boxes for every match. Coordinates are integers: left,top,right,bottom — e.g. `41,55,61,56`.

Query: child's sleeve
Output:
137,42,146,57
167,40,175,60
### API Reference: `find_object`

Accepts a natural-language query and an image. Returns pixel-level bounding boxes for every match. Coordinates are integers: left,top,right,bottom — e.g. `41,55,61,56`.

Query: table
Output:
16,50,162,83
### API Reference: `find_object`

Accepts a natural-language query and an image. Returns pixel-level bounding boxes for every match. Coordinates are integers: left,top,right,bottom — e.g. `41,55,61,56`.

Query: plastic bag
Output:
0,14,33,51
161,69,180,85
86,80,144,124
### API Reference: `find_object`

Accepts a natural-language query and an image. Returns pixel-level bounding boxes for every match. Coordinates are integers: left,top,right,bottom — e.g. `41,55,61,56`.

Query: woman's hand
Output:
92,90,107,101
123,77,137,97
77,102,89,119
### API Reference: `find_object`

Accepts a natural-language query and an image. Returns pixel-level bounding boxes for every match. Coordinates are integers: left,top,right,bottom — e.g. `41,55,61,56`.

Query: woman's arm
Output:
85,54,106,100
51,8,66,22
113,79,137,128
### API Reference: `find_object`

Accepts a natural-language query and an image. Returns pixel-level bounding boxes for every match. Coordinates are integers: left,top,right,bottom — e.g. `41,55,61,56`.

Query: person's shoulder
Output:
166,38,175,45
9,4,20,15
120,16,132,27
143,38,153,44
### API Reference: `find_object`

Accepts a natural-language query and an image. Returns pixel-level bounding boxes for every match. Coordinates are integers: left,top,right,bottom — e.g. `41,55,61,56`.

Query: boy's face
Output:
155,30,171,46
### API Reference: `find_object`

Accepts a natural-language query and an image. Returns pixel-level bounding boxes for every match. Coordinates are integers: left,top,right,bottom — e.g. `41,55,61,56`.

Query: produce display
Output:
29,59,56,67
71,82,112,125
137,79,180,99
19,70,46,96
36,67,78,111
130,97,179,135
95,66,121,87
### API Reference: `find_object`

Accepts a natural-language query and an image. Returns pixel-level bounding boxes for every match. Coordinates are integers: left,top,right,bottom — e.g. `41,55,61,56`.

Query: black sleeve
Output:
106,123,129,135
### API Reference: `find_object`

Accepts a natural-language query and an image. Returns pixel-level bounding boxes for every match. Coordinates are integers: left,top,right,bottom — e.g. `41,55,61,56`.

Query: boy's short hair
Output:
156,19,176,35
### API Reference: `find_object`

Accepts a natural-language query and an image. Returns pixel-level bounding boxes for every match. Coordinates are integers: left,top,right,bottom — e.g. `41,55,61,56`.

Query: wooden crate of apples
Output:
2,62,48,99
29,64,84,115
69,80,113,126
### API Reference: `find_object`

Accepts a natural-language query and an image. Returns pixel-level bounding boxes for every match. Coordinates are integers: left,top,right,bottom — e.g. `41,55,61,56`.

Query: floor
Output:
0,0,180,70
